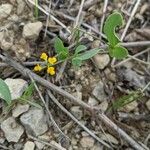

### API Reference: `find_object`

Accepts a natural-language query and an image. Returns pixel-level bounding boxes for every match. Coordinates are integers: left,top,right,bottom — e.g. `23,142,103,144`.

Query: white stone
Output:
34,141,44,150
0,4,13,20
20,108,48,136
70,106,83,119
92,81,108,102
88,97,98,106
23,22,43,39
93,54,110,69
99,101,108,112
5,78,28,100
23,141,35,150
12,104,29,117
1,117,24,142
50,141,66,150
80,136,95,148
146,100,150,111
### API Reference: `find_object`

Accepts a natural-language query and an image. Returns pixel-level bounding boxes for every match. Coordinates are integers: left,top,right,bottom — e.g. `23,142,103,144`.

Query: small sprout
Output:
54,37,69,60
104,11,128,59
40,53,48,61
48,57,57,65
34,64,42,72
47,67,55,75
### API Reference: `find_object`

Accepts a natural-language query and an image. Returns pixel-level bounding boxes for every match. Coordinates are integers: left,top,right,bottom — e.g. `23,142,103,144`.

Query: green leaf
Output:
22,82,34,99
0,78,11,105
72,57,82,67
54,37,69,60
104,11,124,47
78,48,101,60
110,45,128,59
111,90,143,110
75,45,87,54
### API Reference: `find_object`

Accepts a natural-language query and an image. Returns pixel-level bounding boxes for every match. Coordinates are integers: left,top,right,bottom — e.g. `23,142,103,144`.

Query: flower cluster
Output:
34,53,57,75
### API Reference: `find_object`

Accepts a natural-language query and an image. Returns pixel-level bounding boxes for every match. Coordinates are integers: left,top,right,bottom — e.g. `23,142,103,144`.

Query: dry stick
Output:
97,114,148,150
128,55,150,65
44,0,52,38
0,54,148,150
47,90,111,149
100,0,108,40
28,74,70,140
27,0,71,34
55,11,106,39
28,135,65,150
74,0,85,28
114,48,150,67
121,0,141,40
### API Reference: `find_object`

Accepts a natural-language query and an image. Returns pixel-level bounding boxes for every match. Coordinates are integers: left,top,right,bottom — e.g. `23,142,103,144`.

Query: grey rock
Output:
99,101,108,112
20,108,48,136
70,106,83,119
12,104,29,117
92,81,108,102
93,54,110,69
14,143,23,150
1,117,24,142
80,137,95,148
0,4,13,20
88,97,98,106
23,141,35,150
5,78,28,100
117,68,146,89
34,141,45,150
23,22,43,39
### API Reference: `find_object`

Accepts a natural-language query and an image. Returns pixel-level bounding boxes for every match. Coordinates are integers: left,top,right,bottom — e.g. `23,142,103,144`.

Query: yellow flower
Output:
48,57,57,65
47,67,55,75
40,53,48,61
34,64,42,72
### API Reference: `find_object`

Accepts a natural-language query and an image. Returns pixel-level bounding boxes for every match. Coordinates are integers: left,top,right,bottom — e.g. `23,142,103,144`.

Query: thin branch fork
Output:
0,54,148,150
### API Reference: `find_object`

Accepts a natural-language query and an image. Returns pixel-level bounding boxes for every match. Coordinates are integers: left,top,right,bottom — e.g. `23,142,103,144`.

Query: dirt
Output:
0,0,150,150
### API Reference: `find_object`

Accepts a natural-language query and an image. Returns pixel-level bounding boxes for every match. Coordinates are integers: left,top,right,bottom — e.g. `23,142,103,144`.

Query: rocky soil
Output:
0,0,150,150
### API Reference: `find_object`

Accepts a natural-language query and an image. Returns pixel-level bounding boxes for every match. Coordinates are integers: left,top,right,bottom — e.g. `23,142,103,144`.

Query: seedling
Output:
0,78,41,108
104,11,128,59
